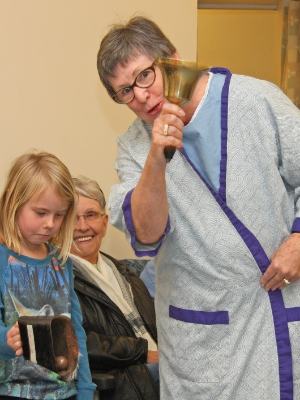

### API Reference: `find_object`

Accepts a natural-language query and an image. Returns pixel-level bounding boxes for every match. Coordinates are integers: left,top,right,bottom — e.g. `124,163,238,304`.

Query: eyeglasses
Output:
112,63,156,104
76,211,105,222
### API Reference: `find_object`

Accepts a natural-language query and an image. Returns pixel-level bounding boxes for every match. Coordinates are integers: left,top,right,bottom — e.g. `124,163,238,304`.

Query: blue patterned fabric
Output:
140,259,155,301
121,259,149,277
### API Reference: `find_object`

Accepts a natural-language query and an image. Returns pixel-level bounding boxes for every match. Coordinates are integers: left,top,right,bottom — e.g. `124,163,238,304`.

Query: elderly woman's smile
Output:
71,195,108,264
74,235,94,242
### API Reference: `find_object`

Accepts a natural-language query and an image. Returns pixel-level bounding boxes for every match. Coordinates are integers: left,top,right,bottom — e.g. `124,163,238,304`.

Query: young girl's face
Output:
17,188,69,257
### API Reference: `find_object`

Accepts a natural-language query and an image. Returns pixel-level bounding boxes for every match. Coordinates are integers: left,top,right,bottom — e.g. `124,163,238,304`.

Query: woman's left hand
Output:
260,233,300,291
147,350,159,363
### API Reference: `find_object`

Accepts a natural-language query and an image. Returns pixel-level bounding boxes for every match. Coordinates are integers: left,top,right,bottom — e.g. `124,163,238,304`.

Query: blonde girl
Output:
0,151,95,400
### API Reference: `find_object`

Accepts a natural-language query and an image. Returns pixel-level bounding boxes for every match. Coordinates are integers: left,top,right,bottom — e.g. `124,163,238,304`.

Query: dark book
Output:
18,315,79,381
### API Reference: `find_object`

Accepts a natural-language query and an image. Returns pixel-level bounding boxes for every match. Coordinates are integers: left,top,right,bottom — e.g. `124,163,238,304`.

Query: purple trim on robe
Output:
286,307,300,322
292,217,300,233
210,68,232,203
181,68,293,399
169,305,229,325
122,189,171,257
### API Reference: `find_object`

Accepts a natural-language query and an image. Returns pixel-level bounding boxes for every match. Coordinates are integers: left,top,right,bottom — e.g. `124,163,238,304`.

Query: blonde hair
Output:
0,151,76,264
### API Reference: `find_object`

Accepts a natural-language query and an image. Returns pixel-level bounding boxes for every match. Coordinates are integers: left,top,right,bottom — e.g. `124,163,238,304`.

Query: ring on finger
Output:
163,124,169,136
283,278,291,285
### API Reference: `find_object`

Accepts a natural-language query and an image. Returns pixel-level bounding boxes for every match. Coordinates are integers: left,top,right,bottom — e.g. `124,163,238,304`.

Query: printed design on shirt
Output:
3,256,71,326
0,255,74,398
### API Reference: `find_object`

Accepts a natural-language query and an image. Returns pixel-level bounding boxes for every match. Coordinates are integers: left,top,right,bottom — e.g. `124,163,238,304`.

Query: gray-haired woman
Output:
70,175,159,400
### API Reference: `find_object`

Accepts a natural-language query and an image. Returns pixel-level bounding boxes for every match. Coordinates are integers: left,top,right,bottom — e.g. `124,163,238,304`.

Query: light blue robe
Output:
109,69,300,399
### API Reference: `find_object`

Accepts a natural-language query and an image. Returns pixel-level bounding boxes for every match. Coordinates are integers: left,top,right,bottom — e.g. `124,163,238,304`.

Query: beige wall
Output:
0,0,197,259
197,1,284,86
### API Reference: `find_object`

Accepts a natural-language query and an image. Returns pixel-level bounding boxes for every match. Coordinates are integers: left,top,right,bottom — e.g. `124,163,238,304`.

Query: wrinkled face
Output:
17,189,69,256
109,53,168,124
71,195,108,264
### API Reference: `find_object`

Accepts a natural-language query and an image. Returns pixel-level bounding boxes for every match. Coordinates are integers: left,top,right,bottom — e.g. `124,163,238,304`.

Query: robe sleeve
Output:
109,123,172,257
261,80,300,232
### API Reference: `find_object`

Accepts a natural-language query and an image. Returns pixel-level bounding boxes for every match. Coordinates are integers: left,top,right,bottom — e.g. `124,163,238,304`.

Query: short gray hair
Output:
97,16,176,98
72,175,106,213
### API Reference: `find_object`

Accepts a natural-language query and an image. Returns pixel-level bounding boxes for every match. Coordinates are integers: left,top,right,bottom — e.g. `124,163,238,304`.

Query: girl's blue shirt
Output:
0,243,96,399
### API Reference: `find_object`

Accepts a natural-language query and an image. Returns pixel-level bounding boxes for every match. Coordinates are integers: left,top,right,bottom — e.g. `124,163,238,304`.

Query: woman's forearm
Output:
131,151,169,244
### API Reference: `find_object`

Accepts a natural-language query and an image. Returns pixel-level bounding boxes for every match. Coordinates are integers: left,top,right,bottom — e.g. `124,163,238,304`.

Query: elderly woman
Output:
97,16,300,400
69,175,159,400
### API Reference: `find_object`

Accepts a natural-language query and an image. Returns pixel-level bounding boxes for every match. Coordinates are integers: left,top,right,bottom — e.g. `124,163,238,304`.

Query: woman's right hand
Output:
150,102,185,161
132,102,185,243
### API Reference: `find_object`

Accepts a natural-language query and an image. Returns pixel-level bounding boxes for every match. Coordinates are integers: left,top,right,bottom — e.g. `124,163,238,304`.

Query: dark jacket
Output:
73,252,159,400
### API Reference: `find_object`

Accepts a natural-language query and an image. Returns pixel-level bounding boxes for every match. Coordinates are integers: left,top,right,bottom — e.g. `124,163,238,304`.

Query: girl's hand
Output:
7,322,23,356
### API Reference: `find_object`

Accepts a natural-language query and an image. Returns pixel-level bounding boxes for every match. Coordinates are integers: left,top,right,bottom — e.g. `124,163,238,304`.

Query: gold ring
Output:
283,278,291,285
163,124,169,136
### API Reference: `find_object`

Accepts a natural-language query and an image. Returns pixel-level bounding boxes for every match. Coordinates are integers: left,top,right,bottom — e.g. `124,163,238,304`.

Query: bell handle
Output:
164,146,176,163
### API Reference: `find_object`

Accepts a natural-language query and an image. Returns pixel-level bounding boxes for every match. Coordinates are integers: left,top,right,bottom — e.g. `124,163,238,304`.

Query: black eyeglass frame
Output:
111,62,157,104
